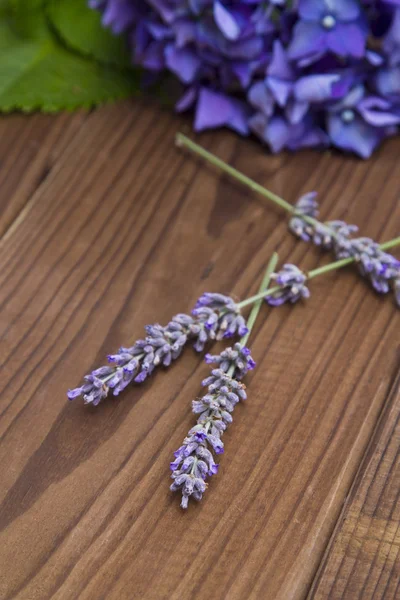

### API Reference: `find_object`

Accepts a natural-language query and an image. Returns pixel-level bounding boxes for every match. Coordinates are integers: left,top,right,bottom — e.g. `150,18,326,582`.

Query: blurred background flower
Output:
90,0,400,157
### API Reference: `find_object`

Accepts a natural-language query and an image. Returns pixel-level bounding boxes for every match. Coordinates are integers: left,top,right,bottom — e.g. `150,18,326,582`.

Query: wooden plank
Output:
0,98,399,599
0,111,87,238
309,372,400,600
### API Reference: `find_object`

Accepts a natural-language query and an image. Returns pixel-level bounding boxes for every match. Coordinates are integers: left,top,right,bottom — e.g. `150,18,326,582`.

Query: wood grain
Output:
0,112,87,239
0,98,399,600
309,373,400,600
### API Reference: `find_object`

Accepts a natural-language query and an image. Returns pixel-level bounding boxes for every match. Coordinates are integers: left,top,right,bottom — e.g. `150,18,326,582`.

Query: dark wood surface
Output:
310,372,400,600
0,99,399,600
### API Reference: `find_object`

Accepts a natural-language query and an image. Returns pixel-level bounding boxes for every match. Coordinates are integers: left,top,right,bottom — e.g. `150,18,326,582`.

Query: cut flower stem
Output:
240,252,278,346
228,252,277,381
176,133,320,230
176,134,400,246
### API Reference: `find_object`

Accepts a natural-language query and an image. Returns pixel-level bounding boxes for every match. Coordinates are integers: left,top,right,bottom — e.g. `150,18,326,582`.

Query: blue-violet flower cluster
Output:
68,293,247,405
90,0,400,157
170,342,255,508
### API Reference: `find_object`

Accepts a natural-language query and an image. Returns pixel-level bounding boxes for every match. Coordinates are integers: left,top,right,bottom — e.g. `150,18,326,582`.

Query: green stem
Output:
227,253,279,377
240,252,278,346
176,133,320,230
237,285,280,309
380,237,400,251
237,236,400,309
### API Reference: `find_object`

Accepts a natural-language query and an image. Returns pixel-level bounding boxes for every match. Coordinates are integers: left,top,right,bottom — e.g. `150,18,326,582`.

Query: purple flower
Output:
327,85,400,158
92,0,400,157
249,40,341,124
89,0,137,34
171,343,254,508
288,0,367,63
266,264,310,306
177,86,251,134
249,111,329,152
383,7,400,64
374,63,400,101
68,292,245,404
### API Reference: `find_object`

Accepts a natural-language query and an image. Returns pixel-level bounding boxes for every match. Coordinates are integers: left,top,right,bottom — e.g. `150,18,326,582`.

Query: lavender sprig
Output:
68,294,247,406
170,254,278,508
176,135,400,306
68,232,400,408
289,193,400,302
170,356,253,509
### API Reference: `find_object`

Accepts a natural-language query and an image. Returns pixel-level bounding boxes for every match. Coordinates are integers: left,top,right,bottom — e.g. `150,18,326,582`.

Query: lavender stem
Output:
240,252,278,347
176,133,320,230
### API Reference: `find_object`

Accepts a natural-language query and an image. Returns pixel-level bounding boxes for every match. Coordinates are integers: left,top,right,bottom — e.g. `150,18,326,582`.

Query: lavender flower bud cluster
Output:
266,264,310,306
205,342,256,379
91,0,400,157
170,345,255,509
337,237,400,300
67,293,247,406
289,193,400,305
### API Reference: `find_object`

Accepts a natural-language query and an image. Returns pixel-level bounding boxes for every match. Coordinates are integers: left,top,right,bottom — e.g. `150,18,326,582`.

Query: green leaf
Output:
0,5,140,112
47,0,133,69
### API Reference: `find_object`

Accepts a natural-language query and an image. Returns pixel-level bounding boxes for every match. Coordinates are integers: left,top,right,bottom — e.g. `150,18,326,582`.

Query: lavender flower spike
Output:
336,237,400,298
289,193,400,305
289,192,359,249
170,348,255,509
170,252,279,509
266,264,310,306
288,192,319,242
68,293,245,405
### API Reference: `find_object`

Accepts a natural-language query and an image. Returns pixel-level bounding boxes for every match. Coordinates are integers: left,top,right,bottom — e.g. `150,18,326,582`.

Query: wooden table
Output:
0,99,399,600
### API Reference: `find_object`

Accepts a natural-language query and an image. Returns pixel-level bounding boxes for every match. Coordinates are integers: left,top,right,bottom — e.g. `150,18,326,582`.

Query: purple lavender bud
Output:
134,370,148,383
267,264,310,306
195,293,235,308
67,386,87,400
170,457,182,471
209,463,219,475
208,434,224,454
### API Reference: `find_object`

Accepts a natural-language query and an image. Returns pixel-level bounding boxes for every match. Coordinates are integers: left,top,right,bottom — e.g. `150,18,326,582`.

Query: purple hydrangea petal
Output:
326,23,366,58
288,21,327,61
214,1,241,41
165,45,201,83
294,74,340,102
194,88,249,135
327,113,380,159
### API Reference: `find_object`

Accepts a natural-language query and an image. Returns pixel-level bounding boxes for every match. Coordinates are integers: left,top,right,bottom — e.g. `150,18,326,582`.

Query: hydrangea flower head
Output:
91,0,400,157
